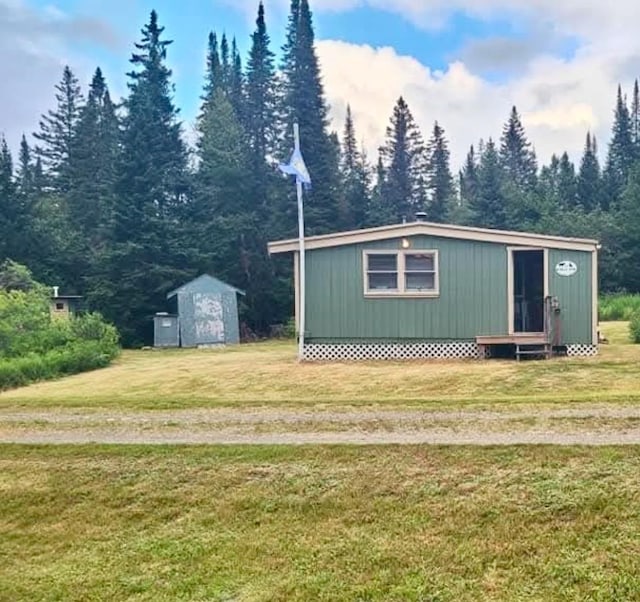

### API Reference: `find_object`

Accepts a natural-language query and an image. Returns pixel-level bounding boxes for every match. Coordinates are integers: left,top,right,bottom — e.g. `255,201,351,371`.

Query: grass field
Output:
2,445,640,601
0,322,636,411
2,325,640,600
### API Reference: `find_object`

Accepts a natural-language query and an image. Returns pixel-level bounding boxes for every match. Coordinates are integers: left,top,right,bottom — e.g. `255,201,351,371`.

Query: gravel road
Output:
3,406,640,445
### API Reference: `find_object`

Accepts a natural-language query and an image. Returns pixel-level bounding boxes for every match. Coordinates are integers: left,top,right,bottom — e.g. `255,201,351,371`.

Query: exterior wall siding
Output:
305,235,508,342
548,249,593,345
170,276,241,347
304,235,595,345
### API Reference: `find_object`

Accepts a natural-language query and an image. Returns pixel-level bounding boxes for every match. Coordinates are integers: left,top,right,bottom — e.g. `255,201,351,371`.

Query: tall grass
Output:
599,294,640,321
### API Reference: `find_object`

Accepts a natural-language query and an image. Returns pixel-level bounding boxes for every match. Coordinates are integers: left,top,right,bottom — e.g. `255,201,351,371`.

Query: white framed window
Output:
363,250,439,297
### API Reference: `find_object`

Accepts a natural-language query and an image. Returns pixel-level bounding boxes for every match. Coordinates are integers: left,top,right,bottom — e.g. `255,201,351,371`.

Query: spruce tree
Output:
631,80,640,157
33,66,84,192
499,106,537,191
339,106,369,229
68,67,119,244
246,1,278,215
0,137,15,259
617,165,640,292
425,122,454,223
229,38,245,119
0,138,34,268
367,156,395,226
557,152,578,208
378,96,427,222
201,32,222,118
101,10,189,345
459,145,479,216
472,139,507,229
604,86,634,208
16,135,34,195
279,0,340,235
577,133,602,212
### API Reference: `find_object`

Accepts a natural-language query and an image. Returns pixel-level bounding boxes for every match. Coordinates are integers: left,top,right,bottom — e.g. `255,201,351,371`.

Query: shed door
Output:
192,293,225,345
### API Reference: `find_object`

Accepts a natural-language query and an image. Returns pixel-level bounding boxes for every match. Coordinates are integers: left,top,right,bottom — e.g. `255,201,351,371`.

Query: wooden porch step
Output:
476,334,550,346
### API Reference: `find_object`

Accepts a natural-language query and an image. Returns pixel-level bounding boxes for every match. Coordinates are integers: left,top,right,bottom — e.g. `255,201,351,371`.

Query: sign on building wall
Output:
555,261,578,277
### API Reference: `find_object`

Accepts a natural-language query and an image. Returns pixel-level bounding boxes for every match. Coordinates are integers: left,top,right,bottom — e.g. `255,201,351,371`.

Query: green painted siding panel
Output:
548,249,593,345
305,235,509,342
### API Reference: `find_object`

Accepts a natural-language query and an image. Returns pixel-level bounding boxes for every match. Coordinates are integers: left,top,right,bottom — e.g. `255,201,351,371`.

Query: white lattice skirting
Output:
302,342,482,362
566,344,599,357
302,342,599,361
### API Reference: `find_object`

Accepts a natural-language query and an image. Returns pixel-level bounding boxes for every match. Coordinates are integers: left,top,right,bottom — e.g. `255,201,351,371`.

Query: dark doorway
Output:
513,250,545,333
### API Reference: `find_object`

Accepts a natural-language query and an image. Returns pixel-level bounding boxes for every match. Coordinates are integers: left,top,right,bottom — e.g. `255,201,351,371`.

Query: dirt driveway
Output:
3,406,640,445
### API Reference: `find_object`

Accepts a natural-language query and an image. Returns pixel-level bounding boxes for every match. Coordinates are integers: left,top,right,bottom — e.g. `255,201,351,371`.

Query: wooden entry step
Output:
476,334,553,361
476,334,549,346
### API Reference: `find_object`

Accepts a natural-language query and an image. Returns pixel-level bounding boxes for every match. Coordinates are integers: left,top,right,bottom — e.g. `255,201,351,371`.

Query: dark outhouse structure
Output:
154,275,244,348
50,286,83,320
268,219,600,361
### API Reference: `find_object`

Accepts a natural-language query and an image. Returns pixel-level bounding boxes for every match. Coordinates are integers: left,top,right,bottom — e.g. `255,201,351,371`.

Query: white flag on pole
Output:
279,143,311,186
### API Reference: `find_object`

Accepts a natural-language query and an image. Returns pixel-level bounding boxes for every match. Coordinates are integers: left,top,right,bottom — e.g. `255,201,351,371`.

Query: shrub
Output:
630,312,640,344
0,341,118,391
0,285,120,390
599,294,640,322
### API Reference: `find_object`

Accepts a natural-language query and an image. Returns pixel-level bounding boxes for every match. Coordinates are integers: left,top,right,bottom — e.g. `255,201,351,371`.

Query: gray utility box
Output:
154,313,180,348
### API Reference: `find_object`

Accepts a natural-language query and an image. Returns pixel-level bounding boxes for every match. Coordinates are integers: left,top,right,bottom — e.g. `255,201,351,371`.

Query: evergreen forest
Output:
1,1,640,346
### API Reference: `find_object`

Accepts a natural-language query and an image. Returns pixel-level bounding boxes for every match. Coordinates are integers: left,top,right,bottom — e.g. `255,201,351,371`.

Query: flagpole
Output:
294,123,306,362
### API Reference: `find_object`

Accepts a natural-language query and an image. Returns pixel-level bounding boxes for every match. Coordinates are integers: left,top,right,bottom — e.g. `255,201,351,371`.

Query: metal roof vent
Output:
415,212,428,222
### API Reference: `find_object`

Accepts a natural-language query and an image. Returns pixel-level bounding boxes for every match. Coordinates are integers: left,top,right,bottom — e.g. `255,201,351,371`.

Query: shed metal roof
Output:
268,221,600,254
167,274,245,299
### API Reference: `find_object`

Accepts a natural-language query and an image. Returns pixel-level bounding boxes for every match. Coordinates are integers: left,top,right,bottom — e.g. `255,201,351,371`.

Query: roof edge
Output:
268,221,600,254
166,274,246,299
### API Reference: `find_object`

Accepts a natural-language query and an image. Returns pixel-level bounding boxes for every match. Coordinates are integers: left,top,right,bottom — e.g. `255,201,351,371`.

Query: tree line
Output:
1,0,640,345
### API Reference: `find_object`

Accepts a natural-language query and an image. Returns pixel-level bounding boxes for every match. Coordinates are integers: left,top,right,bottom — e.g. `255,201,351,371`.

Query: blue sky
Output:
2,0,639,166
26,0,556,118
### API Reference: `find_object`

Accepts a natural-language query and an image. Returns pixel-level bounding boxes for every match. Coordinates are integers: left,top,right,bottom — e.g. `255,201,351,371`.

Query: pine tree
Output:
33,66,84,192
279,0,340,235
499,106,537,191
472,139,507,229
339,106,369,229
577,133,602,212
604,86,634,208
378,96,427,222
100,10,189,345
425,121,454,223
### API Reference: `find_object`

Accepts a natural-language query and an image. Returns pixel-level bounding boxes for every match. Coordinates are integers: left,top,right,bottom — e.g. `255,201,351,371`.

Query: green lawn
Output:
0,322,636,411
2,445,640,601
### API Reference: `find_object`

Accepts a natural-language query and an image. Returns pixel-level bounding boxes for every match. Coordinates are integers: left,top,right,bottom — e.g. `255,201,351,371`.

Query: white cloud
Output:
218,0,640,167
316,34,635,168
0,0,119,153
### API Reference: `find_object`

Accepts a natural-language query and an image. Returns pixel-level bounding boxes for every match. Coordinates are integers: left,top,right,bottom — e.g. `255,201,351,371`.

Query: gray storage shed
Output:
166,275,244,348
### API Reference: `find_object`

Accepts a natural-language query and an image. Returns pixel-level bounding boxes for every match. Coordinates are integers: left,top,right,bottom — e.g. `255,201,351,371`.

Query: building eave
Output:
267,221,600,254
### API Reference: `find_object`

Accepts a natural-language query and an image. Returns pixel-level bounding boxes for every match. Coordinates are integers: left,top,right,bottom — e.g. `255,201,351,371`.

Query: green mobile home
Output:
268,219,600,361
